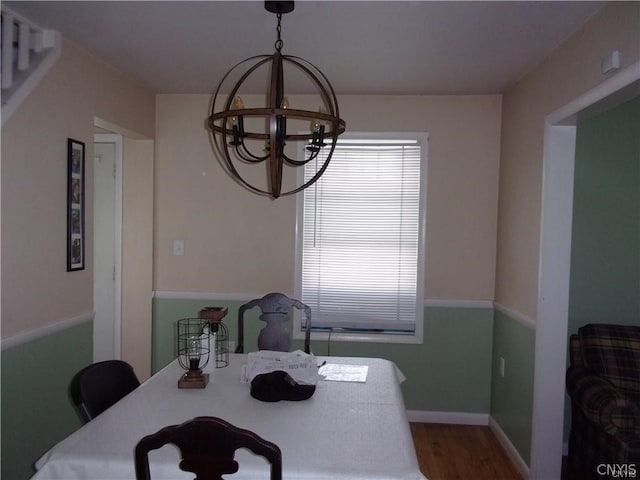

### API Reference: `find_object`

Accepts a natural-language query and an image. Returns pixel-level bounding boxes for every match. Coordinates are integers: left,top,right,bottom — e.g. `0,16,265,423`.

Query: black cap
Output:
250,370,316,402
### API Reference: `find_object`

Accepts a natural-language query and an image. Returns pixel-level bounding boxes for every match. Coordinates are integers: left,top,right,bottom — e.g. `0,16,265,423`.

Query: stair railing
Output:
1,5,61,125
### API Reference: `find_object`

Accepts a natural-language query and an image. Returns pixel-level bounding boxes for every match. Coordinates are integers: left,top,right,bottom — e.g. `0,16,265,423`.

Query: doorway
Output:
93,133,123,362
531,64,640,478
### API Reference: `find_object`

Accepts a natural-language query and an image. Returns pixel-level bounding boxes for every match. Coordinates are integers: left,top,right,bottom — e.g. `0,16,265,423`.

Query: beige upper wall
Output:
1,37,155,338
8,2,628,338
155,93,502,301
495,1,640,319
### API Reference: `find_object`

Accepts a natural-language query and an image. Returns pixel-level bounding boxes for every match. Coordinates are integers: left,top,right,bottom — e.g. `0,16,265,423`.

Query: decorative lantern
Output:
176,318,210,388
199,307,230,368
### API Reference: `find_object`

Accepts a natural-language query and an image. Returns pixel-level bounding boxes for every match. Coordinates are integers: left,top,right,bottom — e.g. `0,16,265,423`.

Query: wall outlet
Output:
499,357,505,377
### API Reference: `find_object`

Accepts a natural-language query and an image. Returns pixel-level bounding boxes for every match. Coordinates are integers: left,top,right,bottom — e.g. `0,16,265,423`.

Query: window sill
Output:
294,328,423,345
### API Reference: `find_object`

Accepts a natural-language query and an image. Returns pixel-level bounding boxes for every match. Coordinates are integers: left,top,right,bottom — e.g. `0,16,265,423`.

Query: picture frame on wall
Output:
67,138,85,271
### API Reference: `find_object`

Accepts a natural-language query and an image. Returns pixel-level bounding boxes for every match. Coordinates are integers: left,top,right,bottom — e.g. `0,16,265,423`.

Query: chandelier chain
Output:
275,13,283,52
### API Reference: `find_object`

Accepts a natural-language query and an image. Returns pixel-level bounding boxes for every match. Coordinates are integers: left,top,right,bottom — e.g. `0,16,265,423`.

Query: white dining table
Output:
32,354,427,480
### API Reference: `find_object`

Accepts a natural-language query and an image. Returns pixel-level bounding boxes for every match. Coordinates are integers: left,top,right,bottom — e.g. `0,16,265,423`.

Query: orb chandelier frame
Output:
207,1,346,199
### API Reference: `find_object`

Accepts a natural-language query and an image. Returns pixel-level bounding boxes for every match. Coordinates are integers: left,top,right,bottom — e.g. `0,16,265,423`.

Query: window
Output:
295,133,427,343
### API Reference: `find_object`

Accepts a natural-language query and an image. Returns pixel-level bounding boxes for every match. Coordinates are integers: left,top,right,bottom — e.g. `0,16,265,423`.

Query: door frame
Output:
94,116,155,379
531,61,640,479
93,133,123,361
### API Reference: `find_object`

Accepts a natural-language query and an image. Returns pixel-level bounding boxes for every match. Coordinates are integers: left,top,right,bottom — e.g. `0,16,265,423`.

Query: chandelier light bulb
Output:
310,117,321,133
232,96,244,110
310,106,327,132
230,96,244,126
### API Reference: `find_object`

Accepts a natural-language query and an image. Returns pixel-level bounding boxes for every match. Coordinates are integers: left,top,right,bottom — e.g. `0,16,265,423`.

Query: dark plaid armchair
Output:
566,323,640,479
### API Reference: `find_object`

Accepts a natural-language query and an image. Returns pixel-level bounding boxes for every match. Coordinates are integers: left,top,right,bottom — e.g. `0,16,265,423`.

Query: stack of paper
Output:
319,364,369,382
241,350,323,385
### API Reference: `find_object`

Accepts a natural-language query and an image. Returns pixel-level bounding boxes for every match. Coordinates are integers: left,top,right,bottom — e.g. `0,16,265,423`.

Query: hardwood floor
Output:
410,423,523,480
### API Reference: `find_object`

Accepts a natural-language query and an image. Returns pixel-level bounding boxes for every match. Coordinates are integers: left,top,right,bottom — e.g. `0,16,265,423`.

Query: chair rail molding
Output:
154,290,495,310
1,311,94,351
493,302,536,330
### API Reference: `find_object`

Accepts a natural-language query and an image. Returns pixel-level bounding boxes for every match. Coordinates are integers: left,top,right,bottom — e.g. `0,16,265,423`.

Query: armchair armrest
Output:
567,366,640,436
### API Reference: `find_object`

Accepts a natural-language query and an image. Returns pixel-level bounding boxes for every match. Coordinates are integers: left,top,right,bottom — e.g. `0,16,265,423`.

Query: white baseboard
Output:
489,415,530,479
406,410,530,478
406,410,490,425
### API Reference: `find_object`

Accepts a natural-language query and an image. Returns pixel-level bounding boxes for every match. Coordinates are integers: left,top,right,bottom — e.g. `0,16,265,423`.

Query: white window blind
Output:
298,135,425,333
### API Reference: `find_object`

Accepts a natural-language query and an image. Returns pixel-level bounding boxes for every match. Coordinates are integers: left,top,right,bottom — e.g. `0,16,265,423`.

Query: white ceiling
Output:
5,1,605,95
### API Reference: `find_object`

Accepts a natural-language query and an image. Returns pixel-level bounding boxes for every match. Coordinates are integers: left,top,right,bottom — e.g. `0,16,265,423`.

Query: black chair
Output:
69,360,140,423
134,416,282,480
236,292,311,354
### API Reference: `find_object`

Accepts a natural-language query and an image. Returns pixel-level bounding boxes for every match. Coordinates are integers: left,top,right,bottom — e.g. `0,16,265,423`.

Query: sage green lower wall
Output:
1,303,534,480
1,321,92,480
490,309,535,466
152,297,494,413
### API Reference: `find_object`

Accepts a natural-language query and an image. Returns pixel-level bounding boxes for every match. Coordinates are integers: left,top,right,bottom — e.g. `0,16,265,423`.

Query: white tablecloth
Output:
32,354,426,480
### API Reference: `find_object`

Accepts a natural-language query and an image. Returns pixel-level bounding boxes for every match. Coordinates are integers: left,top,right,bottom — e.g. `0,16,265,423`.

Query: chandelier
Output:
207,1,346,199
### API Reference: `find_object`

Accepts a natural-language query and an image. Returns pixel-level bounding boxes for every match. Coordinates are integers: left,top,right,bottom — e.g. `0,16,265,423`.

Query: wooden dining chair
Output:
236,292,311,354
134,416,282,480
69,360,140,423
